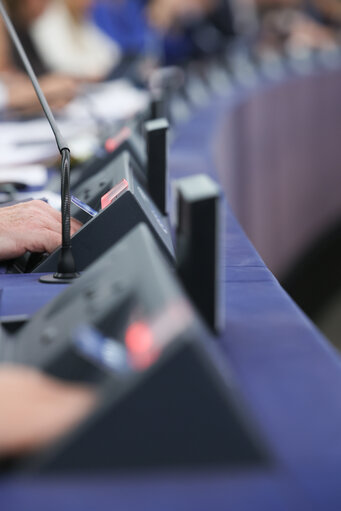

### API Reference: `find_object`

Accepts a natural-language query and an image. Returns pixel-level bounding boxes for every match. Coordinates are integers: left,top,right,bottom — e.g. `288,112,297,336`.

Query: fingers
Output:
40,74,79,103
27,201,62,237
71,217,83,235
26,202,82,253
6,72,77,114
39,229,62,254
0,200,83,260
29,201,82,235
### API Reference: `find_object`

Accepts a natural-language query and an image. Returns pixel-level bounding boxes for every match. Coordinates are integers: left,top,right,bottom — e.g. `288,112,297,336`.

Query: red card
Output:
101,179,129,209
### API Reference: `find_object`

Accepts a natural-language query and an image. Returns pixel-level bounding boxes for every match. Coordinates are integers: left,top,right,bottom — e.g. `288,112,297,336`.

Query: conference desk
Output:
2,50,341,509
1,206,318,511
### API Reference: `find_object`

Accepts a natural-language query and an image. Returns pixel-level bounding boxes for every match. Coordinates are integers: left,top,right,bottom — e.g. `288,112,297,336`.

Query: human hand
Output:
0,200,82,260
287,14,337,50
38,73,79,110
147,0,217,31
0,364,96,457
6,73,78,114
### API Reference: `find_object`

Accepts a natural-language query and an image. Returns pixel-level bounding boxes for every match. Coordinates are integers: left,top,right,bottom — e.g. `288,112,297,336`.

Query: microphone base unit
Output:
34,191,173,274
64,125,146,192
39,272,80,284
4,225,269,474
70,151,146,224
7,151,174,275
33,153,174,273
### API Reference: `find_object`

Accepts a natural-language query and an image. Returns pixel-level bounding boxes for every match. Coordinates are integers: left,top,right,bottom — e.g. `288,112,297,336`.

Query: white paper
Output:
0,80,148,167
14,190,61,210
0,143,58,166
0,165,48,187
0,117,96,146
64,80,149,122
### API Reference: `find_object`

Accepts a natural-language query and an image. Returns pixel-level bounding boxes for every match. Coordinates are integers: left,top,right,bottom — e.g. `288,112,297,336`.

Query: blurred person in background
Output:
0,0,79,113
30,0,121,80
308,0,341,28
146,0,217,31
254,0,337,51
91,0,228,66
0,71,78,115
0,0,50,75
257,0,341,26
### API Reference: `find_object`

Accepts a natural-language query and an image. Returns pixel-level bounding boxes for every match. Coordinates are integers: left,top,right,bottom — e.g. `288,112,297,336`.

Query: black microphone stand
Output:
0,1,79,283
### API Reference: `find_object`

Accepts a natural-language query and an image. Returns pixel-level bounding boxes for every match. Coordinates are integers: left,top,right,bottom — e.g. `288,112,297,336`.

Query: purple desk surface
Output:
0,273,68,320
2,55,341,509
2,205,340,509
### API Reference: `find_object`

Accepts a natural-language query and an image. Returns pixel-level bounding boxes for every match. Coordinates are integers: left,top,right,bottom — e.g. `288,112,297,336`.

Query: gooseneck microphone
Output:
0,1,79,284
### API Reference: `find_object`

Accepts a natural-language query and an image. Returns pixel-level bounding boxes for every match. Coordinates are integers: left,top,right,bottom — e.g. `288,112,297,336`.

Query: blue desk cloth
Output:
0,273,68,320
2,57,341,509
0,471,309,511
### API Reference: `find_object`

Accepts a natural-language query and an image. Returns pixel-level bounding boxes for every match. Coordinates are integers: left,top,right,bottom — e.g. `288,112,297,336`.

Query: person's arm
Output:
0,365,96,457
147,0,218,31
0,18,13,72
0,79,8,111
0,200,82,260
0,72,79,114
312,0,341,23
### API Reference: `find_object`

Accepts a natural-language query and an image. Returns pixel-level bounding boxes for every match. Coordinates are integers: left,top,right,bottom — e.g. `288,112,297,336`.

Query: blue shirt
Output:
91,0,195,65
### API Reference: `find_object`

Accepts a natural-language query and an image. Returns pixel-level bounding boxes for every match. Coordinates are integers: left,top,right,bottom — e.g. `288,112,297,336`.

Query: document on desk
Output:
0,117,96,145
0,117,98,166
0,165,48,187
0,80,148,166
0,142,57,167
12,190,62,210
64,80,149,122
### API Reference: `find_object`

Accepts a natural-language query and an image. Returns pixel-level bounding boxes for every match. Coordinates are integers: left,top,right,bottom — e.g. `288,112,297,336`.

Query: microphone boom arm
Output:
0,1,78,281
